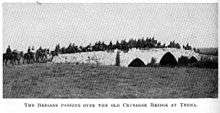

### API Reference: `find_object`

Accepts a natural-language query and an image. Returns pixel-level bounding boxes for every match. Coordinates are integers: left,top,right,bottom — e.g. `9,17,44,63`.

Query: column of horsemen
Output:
3,46,56,65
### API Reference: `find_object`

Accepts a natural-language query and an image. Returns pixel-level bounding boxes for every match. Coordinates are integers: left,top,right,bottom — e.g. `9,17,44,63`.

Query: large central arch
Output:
159,52,177,66
188,56,198,64
128,58,146,67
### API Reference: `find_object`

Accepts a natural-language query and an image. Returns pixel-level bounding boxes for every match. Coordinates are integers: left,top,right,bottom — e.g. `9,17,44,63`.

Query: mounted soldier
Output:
12,50,24,65
23,47,35,64
3,46,14,65
6,46,12,54
35,47,49,63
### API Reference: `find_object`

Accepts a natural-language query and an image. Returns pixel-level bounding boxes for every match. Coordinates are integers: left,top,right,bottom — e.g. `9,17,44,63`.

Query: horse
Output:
48,51,58,61
35,49,49,63
3,50,23,65
23,52,35,64
3,52,14,65
51,51,58,57
12,50,23,65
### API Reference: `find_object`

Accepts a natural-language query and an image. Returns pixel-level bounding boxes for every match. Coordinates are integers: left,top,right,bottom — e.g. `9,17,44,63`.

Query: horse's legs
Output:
17,59,20,65
14,59,16,65
10,60,14,66
12,59,15,65
33,57,36,63
4,59,7,65
3,59,5,65
43,55,46,62
23,58,25,64
6,59,9,65
14,59,17,65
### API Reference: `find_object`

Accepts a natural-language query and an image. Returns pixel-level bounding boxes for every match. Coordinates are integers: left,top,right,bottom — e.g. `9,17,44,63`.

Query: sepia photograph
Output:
2,3,218,98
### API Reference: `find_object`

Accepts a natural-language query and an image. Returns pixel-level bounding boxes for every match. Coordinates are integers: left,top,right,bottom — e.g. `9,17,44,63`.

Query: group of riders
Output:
3,46,56,65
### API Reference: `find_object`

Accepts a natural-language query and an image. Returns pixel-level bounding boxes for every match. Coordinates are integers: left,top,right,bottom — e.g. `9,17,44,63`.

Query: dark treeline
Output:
53,37,197,54
4,37,197,56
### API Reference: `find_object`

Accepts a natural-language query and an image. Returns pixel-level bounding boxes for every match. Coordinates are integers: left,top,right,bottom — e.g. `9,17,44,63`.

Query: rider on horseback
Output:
27,47,31,53
24,46,35,64
6,46,12,54
4,46,16,65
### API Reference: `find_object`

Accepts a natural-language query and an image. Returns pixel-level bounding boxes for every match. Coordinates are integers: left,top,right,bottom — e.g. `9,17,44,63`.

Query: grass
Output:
198,48,218,56
3,63,218,98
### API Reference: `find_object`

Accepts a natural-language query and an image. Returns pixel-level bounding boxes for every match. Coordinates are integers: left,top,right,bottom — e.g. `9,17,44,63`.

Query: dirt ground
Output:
3,63,218,98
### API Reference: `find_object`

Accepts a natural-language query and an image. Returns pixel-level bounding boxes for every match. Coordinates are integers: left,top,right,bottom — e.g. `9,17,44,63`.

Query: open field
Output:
198,48,218,56
3,63,218,98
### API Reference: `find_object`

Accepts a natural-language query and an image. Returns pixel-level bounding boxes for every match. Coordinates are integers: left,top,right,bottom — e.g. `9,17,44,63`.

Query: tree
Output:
38,46,43,51
108,41,113,50
120,40,128,51
61,47,66,53
101,41,107,51
156,42,161,48
128,39,136,49
115,41,120,49
183,43,192,50
55,44,61,53
176,43,181,49
85,43,92,52
167,41,181,49
66,44,72,53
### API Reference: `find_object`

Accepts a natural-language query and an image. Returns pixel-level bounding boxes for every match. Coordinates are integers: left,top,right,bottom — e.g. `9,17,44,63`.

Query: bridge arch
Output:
128,58,146,67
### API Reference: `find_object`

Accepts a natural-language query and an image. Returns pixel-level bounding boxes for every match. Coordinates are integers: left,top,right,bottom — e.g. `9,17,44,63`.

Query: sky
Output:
3,3,218,52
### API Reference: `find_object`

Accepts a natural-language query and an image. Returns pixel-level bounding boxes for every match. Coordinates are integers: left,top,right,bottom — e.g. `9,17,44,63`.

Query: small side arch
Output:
188,56,198,64
128,58,146,67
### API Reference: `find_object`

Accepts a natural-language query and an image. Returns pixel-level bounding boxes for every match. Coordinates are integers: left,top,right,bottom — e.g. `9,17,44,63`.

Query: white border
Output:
0,0,219,113
0,0,219,3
